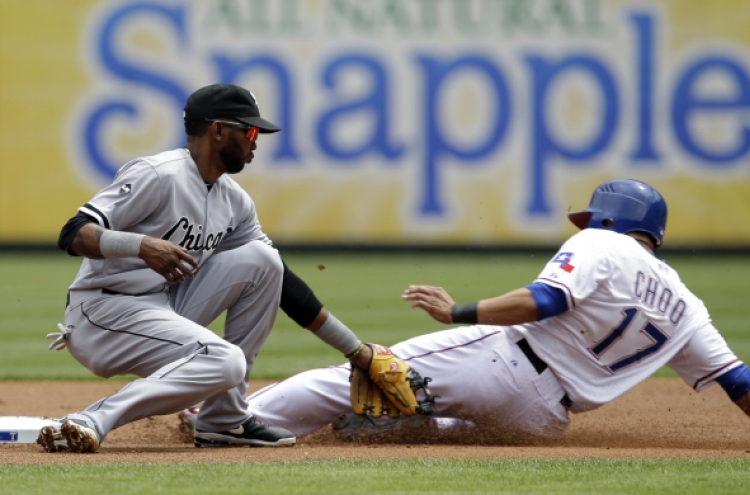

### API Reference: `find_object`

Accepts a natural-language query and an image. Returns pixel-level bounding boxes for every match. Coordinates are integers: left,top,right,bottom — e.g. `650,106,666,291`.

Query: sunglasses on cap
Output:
206,119,259,142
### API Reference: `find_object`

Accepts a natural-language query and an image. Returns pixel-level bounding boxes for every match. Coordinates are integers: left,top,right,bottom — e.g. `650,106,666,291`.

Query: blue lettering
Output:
628,12,660,162
212,54,300,161
316,54,404,161
670,299,687,325
644,277,658,307
415,54,512,216
657,288,672,313
634,271,645,298
672,56,750,163
524,54,619,215
84,102,138,182
84,2,189,180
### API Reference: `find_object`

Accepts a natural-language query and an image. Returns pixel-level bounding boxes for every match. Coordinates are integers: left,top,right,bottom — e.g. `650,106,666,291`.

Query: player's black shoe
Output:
193,416,296,447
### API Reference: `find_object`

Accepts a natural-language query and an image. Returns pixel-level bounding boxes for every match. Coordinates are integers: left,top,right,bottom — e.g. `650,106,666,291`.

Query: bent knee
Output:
244,242,282,272
209,343,247,387
223,345,247,385
223,242,283,283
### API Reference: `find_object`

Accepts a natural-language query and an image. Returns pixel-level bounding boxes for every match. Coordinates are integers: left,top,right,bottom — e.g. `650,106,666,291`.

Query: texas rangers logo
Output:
552,252,576,273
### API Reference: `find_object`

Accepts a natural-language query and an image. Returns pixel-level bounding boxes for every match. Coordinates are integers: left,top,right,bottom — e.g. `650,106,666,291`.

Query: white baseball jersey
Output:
69,148,270,295
524,228,740,412
243,229,742,438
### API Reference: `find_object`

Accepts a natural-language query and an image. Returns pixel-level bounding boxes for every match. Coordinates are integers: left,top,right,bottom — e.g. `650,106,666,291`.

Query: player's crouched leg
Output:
203,341,247,391
192,340,296,448
205,240,283,296
171,240,283,332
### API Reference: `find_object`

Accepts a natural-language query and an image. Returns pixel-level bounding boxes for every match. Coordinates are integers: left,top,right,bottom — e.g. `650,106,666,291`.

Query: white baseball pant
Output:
247,325,571,438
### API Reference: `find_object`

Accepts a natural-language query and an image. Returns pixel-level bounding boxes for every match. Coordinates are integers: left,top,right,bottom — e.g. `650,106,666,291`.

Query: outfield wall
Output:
2,0,750,247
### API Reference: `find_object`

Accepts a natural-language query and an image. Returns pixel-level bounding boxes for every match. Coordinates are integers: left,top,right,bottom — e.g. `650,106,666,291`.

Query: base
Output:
0,416,60,444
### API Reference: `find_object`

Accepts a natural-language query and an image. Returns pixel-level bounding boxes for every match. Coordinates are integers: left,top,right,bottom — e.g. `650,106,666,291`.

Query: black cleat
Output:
194,416,296,447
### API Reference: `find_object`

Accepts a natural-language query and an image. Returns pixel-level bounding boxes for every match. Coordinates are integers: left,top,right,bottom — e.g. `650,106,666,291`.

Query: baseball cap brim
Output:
237,116,281,134
568,211,592,230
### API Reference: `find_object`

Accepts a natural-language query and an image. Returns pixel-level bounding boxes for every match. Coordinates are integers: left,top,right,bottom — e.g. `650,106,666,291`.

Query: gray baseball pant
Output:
62,241,282,440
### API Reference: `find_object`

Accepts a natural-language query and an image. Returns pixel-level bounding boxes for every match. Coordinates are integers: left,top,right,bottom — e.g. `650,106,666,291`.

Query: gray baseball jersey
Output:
70,148,270,294
61,148,283,440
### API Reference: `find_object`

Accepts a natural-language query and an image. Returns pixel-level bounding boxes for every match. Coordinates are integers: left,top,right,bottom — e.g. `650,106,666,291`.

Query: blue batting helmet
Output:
568,179,668,246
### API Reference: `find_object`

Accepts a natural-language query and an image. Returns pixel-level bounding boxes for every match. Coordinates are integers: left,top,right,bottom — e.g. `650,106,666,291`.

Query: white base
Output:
0,416,60,444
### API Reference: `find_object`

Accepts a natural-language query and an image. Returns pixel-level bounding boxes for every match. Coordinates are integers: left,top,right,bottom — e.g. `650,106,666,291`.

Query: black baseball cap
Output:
184,83,280,133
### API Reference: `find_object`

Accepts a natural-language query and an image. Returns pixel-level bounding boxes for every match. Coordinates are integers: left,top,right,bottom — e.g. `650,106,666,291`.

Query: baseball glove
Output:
351,344,435,417
350,365,399,418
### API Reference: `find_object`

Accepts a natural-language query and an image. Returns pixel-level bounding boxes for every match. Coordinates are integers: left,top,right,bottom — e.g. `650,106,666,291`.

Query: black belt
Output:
102,288,129,296
103,288,167,296
517,338,572,409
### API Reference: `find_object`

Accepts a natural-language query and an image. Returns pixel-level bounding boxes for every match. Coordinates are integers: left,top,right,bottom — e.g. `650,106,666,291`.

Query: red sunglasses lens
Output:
247,127,259,142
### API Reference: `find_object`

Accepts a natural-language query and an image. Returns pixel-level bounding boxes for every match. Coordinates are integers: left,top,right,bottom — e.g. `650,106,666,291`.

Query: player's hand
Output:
402,285,456,324
138,237,199,284
349,343,373,370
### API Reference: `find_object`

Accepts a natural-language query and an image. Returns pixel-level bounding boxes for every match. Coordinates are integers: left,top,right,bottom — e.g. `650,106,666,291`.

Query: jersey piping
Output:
403,328,504,362
692,359,741,390
535,277,576,309
80,305,184,347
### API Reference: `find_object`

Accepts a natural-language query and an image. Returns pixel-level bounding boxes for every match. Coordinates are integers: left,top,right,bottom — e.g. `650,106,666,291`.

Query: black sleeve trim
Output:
79,203,110,229
58,211,98,256
279,260,324,328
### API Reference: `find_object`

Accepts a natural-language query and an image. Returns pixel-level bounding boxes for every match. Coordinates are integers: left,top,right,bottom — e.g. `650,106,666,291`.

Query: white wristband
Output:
314,313,361,357
99,230,145,258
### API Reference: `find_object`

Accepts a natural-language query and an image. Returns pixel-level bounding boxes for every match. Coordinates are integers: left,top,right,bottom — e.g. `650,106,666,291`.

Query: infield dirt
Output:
1,378,749,464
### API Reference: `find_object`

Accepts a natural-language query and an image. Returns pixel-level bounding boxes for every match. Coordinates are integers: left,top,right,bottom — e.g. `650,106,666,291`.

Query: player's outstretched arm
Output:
70,223,198,284
715,365,750,420
402,285,539,325
278,260,373,364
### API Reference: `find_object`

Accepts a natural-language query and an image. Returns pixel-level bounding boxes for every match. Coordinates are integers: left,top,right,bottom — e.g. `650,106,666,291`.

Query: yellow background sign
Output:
2,0,750,246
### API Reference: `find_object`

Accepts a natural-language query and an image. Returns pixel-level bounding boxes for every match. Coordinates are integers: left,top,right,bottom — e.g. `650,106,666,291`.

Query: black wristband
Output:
451,303,478,324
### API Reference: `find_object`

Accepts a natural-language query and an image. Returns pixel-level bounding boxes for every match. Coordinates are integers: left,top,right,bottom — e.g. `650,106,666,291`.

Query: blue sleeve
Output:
526,282,569,320
715,364,750,402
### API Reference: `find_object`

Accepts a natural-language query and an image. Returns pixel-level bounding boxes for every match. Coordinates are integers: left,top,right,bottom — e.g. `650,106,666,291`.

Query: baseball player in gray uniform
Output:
38,84,375,453
209,180,750,440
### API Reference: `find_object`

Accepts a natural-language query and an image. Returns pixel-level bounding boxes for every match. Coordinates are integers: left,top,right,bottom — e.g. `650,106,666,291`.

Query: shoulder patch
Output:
119,184,132,194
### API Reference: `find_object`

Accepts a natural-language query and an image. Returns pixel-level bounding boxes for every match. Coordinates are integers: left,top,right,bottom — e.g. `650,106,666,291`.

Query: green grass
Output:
1,459,749,494
2,252,750,492
0,252,748,379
